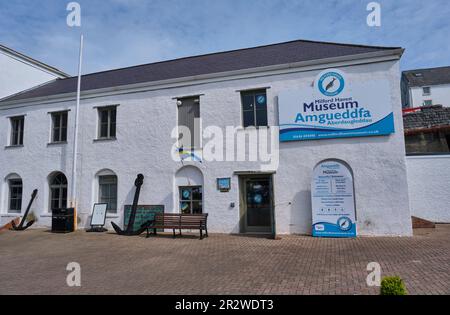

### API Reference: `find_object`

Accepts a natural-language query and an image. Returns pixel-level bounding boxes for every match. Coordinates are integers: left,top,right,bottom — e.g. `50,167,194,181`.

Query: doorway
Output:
239,175,274,234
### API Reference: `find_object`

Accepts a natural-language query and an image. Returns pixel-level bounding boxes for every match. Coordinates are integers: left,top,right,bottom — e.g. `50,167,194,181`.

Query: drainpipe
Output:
71,34,83,230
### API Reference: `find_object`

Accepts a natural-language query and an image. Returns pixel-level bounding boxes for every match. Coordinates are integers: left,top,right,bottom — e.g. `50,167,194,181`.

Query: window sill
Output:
5,145,24,149
1,214,21,217
106,214,119,218
40,214,52,218
240,125,270,130
47,141,68,146
94,137,117,143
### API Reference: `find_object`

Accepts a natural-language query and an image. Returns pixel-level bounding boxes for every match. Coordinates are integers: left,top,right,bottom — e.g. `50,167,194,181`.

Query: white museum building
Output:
0,39,413,237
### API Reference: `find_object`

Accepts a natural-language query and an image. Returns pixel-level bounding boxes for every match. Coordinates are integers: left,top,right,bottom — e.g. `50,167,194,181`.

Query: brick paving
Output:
0,225,449,295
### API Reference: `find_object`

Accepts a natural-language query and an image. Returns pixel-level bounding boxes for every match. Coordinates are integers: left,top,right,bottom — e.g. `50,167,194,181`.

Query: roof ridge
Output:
0,44,69,78
403,65,450,73
65,38,400,79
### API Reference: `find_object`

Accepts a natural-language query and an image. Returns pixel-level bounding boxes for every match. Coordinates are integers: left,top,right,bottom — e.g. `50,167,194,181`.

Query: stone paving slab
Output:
0,225,449,295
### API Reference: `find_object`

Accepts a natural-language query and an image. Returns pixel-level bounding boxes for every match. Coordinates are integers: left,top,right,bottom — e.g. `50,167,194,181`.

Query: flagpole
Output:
71,34,83,229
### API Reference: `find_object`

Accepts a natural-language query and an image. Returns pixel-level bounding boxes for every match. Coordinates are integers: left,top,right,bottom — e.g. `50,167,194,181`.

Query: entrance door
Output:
241,176,273,234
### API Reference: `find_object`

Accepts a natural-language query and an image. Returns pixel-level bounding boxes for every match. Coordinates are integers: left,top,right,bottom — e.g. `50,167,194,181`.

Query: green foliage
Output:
380,276,408,295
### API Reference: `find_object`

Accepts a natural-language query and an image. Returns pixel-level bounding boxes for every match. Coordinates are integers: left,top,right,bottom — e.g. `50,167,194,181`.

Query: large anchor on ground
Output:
11,189,38,231
111,174,148,236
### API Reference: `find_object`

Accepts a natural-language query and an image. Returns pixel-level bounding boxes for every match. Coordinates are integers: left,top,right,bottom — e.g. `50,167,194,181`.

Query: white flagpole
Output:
71,34,83,224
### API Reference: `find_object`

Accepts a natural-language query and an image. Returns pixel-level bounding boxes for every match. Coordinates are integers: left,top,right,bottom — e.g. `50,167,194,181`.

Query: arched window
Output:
6,174,22,213
175,166,203,214
96,170,118,213
49,172,68,211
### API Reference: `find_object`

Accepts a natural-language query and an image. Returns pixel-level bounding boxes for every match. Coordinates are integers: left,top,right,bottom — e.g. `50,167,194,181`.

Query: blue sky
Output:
1,0,449,76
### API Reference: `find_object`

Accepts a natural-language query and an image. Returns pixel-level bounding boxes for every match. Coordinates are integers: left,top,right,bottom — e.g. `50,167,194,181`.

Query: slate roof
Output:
403,66,450,88
403,105,450,132
0,39,401,103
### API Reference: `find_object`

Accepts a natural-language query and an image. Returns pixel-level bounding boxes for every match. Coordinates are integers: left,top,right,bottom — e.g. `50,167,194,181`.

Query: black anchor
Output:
11,189,38,231
111,174,149,236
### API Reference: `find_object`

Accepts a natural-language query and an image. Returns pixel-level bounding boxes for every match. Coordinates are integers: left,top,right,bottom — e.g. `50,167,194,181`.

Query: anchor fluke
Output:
112,174,147,236
11,189,38,231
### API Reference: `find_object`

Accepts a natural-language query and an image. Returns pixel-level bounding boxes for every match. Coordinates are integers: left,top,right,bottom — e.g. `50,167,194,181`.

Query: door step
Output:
412,216,435,229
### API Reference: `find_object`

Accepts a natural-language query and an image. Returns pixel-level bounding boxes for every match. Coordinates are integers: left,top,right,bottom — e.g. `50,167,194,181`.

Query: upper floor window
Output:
51,111,68,143
422,87,431,96
177,97,200,149
8,178,23,213
241,90,268,127
98,106,117,139
10,116,24,146
423,100,433,106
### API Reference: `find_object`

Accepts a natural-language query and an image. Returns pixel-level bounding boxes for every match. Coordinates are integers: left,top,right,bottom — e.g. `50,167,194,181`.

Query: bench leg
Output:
205,226,209,238
173,229,176,238
179,229,182,236
154,228,157,236
200,229,203,240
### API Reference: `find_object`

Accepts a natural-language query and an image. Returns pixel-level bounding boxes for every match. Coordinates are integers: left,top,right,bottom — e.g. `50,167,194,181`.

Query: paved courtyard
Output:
0,225,449,295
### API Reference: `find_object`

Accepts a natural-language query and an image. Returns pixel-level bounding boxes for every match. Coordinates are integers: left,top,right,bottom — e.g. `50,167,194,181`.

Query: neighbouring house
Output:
0,44,68,100
403,105,450,224
0,39,413,237
401,66,450,108
403,105,450,154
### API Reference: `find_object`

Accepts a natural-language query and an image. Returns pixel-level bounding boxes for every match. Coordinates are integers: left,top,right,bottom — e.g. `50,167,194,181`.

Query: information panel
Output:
124,205,164,231
90,203,108,226
311,160,356,238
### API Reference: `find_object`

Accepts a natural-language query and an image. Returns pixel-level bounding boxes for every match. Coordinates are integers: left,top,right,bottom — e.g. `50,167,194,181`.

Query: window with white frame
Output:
422,87,431,96
10,116,25,146
49,172,68,212
8,178,23,213
98,175,118,213
51,111,68,143
179,186,203,214
241,89,268,127
423,100,433,106
97,106,117,139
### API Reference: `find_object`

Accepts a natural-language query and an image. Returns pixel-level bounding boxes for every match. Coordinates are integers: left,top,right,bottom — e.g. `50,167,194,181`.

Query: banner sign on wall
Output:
311,160,356,238
279,69,395,141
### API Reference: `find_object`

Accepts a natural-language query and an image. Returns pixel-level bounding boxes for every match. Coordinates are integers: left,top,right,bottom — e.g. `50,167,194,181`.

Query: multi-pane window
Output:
177,97,200,149
98,107,117,139
241,90,268,127
422,87,431,96
423,100,433,106
51,112,68,143
99,175,118,213
179,186,202,214
50,173,68,212
8,179,23,213
10,116,24,146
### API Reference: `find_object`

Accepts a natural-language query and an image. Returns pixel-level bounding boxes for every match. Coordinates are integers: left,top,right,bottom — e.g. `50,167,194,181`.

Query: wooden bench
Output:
145,213,208,240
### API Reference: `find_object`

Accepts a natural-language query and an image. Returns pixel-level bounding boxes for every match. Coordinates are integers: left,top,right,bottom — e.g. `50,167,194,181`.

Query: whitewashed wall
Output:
0,52,60,100
409,84,450,107
0,59,412,236
406,155,450,223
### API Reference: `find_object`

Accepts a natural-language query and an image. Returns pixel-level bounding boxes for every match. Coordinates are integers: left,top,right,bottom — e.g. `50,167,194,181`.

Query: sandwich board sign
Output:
87,203,108,232
91,203,108,226
311,160,356,238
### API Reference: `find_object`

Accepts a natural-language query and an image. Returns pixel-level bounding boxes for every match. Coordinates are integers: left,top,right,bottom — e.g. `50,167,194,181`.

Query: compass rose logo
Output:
318,71,345,97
